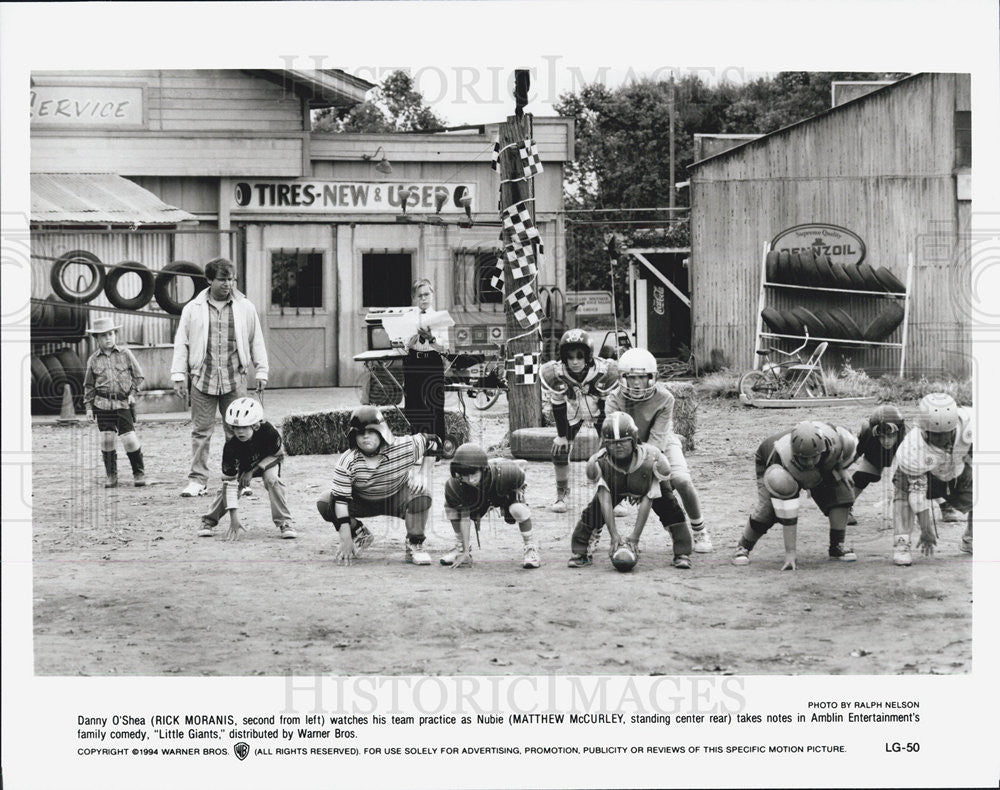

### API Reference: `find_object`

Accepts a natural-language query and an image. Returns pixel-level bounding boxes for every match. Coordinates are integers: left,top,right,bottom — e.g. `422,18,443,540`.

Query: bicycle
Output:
445,343,509,412
738,332,829,405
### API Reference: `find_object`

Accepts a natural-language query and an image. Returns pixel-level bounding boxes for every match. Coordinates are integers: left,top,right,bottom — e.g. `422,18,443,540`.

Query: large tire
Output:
53,348,86,412
31,355,59,414
471,388,502,410
154,261,208,315
739,370,780,403
105,260,156,311
50,250,106,304
37,354,68,413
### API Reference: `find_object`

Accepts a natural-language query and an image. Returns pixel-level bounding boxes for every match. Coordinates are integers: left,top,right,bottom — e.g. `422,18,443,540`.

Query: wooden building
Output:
687,72,971,378
30,69,573,388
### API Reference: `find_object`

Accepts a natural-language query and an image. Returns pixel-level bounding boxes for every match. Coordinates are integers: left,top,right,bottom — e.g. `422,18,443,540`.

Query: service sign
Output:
231,181,476,214
30,85,145,128
770,223,866,265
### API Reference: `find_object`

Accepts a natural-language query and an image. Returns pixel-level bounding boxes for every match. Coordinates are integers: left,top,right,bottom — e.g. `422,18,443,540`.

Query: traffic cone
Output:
56,383,80,424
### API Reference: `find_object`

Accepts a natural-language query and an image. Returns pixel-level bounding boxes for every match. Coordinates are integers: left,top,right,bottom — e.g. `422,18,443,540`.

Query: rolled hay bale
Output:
282,408,470,456
667,382,697,452
510,425,600,461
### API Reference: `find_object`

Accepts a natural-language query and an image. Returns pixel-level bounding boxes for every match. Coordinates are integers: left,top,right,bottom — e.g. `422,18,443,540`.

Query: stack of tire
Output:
31,250,208,415
761,250,907,342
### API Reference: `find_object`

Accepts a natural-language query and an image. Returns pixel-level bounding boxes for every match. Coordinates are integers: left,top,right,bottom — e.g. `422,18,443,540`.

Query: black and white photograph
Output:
2,2,998,789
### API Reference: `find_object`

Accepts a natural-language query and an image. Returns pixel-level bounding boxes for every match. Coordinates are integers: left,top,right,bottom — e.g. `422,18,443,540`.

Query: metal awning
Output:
31,173,196,225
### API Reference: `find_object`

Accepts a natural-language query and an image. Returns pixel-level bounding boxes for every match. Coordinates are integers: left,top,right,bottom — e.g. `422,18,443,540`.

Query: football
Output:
611,543,638,572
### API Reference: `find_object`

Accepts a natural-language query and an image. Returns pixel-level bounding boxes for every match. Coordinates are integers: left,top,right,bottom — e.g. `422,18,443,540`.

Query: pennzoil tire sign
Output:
770,224,866,265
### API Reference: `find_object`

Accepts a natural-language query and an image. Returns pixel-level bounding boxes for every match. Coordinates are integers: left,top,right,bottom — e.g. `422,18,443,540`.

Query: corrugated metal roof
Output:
31,173,196,225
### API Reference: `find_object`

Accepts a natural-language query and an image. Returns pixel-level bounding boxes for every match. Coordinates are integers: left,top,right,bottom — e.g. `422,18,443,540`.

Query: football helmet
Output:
617,348,658,400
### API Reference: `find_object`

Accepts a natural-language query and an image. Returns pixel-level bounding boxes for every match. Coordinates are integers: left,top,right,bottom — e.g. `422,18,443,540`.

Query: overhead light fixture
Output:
363,146,393,175
457,189,473,226
398,187,414,215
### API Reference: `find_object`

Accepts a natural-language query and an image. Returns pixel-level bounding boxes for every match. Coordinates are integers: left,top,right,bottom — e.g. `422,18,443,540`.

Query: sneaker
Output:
354,524,374,555
181,481,208,497
939,504,963,523
672,554,692,570
240,486,253,498
405,541,432,565
691,528,714,553
613,501,629,516
133,472,146,488
105,473,118,489
278,524,298,539
522,543,541,569
732,545,751,566
439,543,465,566
567,553,592,568
960,533,973,555
550,493,568,513
893,536,912,566
846,508,858,526
197,522,215,538
828,543,857,562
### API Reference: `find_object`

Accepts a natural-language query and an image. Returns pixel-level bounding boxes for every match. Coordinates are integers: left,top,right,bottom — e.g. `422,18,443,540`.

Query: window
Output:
454,249,503,306
271,249,323,310
954,111,971,169
362,253,412,306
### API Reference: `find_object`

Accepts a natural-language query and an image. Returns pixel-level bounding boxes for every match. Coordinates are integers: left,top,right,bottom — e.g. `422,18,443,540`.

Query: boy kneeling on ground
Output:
440,443,538,569
198,397,294,540
316,406,438,566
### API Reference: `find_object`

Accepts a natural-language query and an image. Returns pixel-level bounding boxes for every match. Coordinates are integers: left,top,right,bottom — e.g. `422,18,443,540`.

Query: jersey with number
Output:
593,444,670,502
605,383,674,451
444,459,525,522
895,408,973,481
540,358,619,426
757,422,857,490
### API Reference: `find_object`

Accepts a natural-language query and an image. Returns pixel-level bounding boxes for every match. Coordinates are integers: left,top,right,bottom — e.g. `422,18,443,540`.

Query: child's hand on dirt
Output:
450,549,473,569
336,539,358,566
917,526,937,556
781,553,797,571
225,518,246,542
86,409,94,422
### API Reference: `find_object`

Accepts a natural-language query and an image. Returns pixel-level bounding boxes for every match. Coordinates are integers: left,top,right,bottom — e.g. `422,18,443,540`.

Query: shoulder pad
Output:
539,361,567,395
833,425,858,466
895,433,935,476
591,358,620,395
958,408,974,445
489,459,525,492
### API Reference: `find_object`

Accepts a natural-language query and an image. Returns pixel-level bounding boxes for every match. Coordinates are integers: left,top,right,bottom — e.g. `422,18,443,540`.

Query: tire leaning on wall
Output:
154,261,208,315
104,260,156,311
31,355,58,414
50,250,106,304
36,354,68,413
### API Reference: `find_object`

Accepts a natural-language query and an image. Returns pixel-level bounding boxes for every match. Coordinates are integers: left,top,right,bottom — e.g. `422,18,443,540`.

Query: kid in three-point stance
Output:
846,404,907,525
83,317,147,488
540,329,618,513
440,443,538,569
316,406,438,566
198,396,294,540
733,420,858,570
890,393,973,566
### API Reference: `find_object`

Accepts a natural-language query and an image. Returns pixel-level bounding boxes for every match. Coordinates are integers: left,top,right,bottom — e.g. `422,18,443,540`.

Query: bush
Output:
694,369,740,399
282,409,471,456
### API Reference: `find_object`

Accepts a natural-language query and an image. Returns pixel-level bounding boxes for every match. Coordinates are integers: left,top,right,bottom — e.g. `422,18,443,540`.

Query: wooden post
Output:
498,103,542,431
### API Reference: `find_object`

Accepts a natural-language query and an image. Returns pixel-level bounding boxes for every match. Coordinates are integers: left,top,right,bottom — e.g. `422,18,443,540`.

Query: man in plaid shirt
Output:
171,257,269,497
83,317,147,488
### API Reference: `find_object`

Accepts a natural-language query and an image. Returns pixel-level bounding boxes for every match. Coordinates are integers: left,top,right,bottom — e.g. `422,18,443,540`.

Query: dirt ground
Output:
31,391,972,676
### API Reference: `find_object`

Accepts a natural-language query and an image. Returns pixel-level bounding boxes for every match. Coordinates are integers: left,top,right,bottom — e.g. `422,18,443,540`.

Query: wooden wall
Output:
689,73,970,377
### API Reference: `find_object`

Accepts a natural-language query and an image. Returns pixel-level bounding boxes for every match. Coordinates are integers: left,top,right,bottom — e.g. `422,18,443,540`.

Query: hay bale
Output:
667,382,697,452
282,409,470,456
510,426,600,461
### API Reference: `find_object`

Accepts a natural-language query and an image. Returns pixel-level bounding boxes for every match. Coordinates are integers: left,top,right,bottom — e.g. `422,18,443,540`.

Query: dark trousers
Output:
402,350,446,439
571,486,691,556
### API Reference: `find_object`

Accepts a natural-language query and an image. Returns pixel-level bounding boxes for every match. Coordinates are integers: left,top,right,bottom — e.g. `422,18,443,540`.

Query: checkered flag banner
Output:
505,282,544,328
503,238,544,281
506,351,540,385
518,139,544,179
489,259,505,294
501,200,540,244
490,141,501,171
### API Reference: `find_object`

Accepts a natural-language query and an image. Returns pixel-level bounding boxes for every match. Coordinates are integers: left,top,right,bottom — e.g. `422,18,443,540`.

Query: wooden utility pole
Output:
668,75,676,211
498,72,543,431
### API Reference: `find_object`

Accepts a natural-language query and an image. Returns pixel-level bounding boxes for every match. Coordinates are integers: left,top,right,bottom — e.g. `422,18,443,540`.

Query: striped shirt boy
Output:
331,433,429,501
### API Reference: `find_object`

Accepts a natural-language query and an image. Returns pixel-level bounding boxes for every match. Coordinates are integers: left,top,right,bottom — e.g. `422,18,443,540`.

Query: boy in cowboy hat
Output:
82,317,147,488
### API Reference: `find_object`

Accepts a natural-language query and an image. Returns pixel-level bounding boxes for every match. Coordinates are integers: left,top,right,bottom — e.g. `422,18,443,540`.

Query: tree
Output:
313,70,446,133
556,72,909,317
